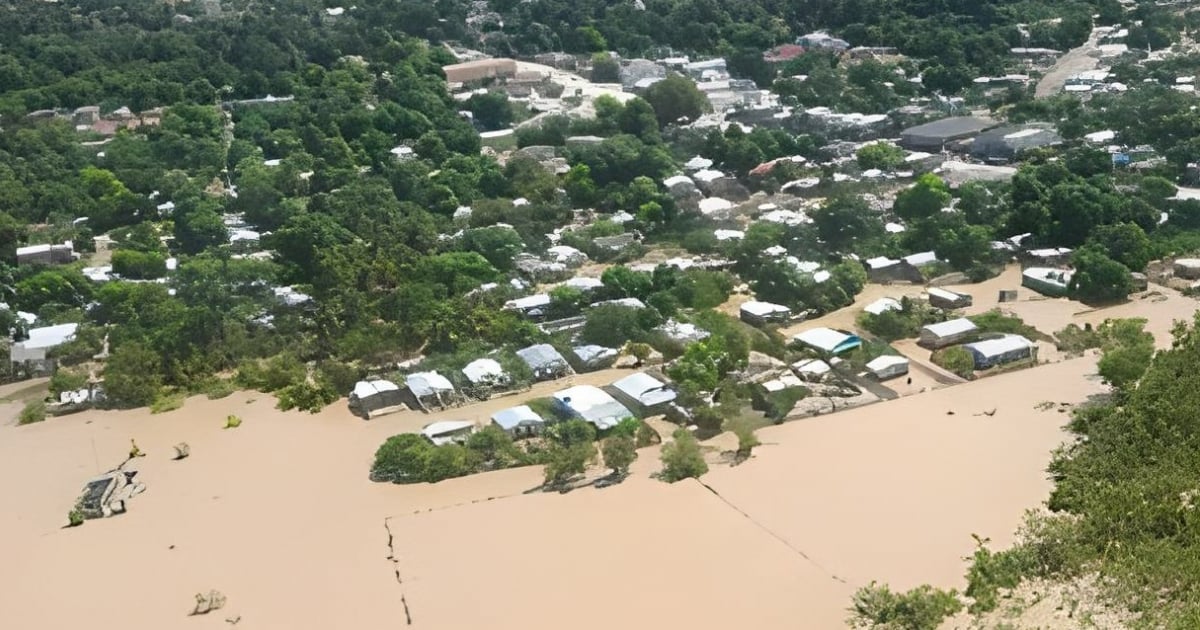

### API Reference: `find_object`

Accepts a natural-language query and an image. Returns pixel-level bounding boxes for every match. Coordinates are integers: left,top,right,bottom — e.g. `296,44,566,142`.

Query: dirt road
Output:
1035,30,1102,98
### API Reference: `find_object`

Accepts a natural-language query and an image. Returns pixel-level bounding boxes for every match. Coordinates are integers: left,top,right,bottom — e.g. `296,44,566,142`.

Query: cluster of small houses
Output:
349,342,679,444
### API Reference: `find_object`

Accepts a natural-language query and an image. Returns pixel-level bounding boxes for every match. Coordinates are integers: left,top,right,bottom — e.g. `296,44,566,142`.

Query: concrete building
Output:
919,318,978,348
11,323,78,372
864,257,924,284
792,327,862,355
866,355,910,380
964,334,1037,369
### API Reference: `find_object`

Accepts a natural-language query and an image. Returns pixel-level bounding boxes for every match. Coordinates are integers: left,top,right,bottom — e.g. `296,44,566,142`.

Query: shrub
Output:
465,425,524,468
275,381,339,412
67,506,84,527
542,442,597,486
224,415,242,429
660,428,708,482
601,436,637,475
635,421,659,447
237,353,305,393
728,419,760,459
1055,323,1102,357
848,582,962,629
18,400,46,425
150,392,186,414
371,434,433,483
203,379,237,400
964,539,1033,613
49,368,88,396
424,444,475,482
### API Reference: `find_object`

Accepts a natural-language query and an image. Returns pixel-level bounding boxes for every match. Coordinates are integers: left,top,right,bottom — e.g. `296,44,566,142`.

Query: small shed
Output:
865,355,910,380
490,405,545,438
516,344,573,381
504,293,552,318
348,379,408,419
964,334,1037,369
919,318,979,348
927,287,972,309
740,300,791,325
608,372,676,413
420,420,476,446
571,344,618,371
793,327,862,355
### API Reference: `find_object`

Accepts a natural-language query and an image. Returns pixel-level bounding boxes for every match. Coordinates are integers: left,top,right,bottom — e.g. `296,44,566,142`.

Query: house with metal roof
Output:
553,385,634,430
792,327,862,354
420,420,476,446
964,334,1037,369
969,125,1062,163
1022,267,1073,297
608,372,676,414
490,405,545,438
740,300,791,325
516,344,573,381
404,372,458,411
927,287,972,309
863,297,902,316
919,318,979,348
11,323,79,372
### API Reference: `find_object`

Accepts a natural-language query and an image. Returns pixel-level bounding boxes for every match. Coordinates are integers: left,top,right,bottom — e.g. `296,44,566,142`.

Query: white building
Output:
11,323,79,370
740,300,791,325
863,297,902,316
792,327,862,354
964,334,1037,369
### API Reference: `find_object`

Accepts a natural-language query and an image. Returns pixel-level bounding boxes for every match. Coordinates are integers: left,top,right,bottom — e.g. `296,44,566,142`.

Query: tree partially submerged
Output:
660,428,708,482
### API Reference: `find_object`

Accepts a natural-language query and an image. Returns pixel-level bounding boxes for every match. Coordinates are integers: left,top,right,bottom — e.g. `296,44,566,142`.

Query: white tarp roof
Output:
741,301,790,317
927,287,967,301
516,344,568,370
462,358,505,384
698,197,734,214
491,405,545,431
922,318,978,338
406,372,455,397
611,372,676,407
505,294,551,310
19,323,78,350
793,358,832,377
351,379,400,399
421,420,474,445
863,297,902,315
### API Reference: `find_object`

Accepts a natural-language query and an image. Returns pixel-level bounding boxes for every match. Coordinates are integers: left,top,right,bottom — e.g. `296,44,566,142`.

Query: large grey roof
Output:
902,117,996,142
516,343,568,369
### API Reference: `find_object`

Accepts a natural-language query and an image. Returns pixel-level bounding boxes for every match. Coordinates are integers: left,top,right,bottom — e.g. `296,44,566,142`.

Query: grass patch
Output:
1055,323,1103,357
931,346,975,379
18,400,46,425
150,392,186,414
968,309,1051,341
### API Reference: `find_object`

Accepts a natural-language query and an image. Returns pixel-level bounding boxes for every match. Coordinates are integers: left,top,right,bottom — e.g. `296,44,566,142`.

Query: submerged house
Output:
964,334,1037,369
420,420,476,446
404,371,458,411
16,241,76,266
490,405,545,438
461,358,509,389
608,372,677,415
865,355,910,380
919,318,978,348
926,287,972,309
553,385,634,431
348,379,408,419
516,343,573,381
